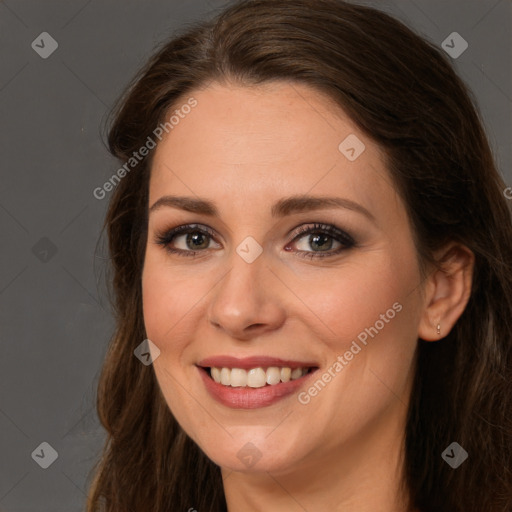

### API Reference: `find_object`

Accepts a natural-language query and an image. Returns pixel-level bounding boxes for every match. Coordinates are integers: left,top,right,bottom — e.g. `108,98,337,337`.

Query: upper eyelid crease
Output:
148,194,375,223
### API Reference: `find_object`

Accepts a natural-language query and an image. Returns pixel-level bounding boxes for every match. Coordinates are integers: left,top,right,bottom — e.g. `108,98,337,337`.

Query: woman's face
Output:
142,81,427,474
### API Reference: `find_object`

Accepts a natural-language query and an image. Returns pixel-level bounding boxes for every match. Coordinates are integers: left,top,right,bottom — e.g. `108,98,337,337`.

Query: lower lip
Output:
197,366,317,409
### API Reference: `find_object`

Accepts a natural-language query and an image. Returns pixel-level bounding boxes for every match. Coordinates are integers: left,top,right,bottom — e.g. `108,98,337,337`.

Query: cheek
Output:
307,252,420,407
141,257,197,351
300,256,413,351
141,260,204,427
301,251,421,415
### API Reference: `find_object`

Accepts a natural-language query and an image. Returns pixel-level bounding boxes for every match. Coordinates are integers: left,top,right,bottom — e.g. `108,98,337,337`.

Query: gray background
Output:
0,0,510,510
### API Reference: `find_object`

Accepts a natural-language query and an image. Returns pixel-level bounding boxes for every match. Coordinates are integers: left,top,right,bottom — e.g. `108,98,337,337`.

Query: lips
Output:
196,355,319,409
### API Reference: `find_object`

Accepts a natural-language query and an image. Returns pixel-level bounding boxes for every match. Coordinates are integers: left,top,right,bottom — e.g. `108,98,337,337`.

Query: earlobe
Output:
417,243,475,342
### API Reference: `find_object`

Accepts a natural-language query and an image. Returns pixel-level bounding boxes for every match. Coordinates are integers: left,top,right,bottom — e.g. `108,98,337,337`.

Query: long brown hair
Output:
86,1,512,510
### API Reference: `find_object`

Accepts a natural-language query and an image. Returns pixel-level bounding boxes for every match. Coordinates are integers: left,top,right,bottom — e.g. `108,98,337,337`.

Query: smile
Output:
196,356,319,409
209,366,313,387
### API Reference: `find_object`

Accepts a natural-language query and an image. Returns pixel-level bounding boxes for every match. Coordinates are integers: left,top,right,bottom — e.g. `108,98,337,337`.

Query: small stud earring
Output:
436,323,441,336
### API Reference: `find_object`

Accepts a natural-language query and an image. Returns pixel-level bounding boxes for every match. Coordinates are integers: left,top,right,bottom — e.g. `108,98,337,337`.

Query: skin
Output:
142,81,474,512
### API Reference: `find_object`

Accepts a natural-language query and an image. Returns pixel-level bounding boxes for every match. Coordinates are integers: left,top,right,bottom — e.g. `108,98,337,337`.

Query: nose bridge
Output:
215,241,267,313
207,240,285,337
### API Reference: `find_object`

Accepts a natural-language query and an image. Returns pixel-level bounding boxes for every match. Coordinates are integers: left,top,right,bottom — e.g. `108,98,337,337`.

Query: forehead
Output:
149,81,398,219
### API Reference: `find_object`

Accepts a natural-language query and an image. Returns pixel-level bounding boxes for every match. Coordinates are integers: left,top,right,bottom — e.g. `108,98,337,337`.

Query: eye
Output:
287,223,355,259
154,224,219,257
154,222,355,259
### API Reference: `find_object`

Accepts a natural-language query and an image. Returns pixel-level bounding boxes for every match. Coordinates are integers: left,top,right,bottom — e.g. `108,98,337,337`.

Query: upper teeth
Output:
210,367,309,388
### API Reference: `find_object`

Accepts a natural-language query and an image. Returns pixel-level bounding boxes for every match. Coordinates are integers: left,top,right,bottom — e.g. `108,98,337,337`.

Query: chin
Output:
197,430,309,474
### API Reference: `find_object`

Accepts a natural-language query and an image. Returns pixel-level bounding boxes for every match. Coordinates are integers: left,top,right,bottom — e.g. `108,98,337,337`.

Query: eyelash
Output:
154,222,356,260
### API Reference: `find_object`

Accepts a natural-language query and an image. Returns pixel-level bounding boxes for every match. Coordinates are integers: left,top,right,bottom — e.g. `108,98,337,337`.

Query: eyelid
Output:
154,223,219,247
289,222,355,245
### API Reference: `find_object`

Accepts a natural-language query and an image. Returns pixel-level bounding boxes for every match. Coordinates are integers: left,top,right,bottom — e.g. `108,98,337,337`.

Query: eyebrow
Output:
149,194,375,222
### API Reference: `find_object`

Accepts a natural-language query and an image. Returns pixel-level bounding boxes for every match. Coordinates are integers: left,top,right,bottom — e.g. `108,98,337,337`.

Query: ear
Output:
417,242,475,341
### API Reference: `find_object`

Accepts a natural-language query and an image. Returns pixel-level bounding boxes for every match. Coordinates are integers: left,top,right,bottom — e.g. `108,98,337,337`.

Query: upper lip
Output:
197,355,318,370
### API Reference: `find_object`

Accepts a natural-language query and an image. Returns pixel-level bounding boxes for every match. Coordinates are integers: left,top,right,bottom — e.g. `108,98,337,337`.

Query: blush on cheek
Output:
312,285,401,352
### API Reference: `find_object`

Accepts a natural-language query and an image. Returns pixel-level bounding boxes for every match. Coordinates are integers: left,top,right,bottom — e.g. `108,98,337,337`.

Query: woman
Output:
86,0,512,510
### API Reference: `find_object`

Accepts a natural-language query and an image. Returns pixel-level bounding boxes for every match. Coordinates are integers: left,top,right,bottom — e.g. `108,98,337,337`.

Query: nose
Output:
207,250,286,341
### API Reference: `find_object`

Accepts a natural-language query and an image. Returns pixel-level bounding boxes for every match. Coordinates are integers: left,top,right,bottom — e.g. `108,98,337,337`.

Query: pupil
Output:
311,233,332,251
188,232,208,249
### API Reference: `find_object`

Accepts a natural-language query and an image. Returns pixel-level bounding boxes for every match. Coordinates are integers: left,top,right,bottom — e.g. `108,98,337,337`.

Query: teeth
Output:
211,367,221,383
230,368,248,387
291,368,303,380
266,367,281,385
220,368,231,386
208,366,310,387
247,368,266,388
280,367,291,382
